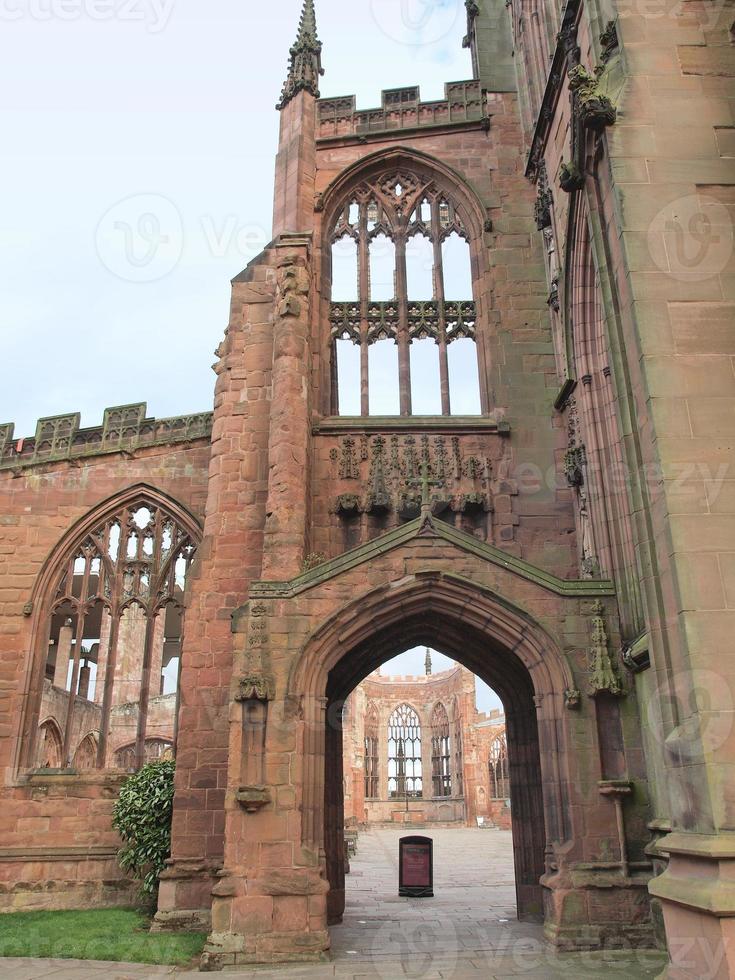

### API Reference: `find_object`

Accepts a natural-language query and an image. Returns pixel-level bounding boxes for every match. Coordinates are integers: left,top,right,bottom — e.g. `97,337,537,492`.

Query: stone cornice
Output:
312,415,509,436
248,513,616,600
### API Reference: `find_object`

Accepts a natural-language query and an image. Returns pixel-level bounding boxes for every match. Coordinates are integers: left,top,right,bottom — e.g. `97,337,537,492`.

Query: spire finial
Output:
425,648,432,676
277,0,324,110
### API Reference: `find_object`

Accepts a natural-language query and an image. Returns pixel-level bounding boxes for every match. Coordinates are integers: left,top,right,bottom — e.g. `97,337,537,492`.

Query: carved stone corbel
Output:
588,601,623,697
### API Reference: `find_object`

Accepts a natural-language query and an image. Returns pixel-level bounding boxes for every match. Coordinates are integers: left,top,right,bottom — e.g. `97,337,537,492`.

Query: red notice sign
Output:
399,836,434,897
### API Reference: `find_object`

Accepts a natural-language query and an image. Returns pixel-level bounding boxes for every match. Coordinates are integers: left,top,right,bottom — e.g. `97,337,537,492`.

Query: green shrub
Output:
112,759,175,897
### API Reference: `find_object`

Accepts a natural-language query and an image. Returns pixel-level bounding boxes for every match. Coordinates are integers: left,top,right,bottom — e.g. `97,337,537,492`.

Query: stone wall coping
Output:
0,402,212,472
248,513,616,601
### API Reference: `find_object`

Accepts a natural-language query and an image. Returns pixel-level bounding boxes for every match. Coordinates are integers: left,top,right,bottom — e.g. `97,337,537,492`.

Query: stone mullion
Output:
133,511,166,769
61,557,91,766
359,209,370,416
431,208,451,415
395,230,412,416
133,611,156,770
95,611,120,768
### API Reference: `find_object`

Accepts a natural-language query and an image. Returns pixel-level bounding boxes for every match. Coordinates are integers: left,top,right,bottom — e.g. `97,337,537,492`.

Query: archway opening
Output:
321,621,547,937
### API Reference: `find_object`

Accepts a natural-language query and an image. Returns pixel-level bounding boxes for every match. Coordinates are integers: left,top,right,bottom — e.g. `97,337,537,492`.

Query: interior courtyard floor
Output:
0,827,668,979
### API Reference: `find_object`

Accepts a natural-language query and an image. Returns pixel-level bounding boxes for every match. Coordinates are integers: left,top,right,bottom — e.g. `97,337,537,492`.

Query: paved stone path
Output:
0,827,668,978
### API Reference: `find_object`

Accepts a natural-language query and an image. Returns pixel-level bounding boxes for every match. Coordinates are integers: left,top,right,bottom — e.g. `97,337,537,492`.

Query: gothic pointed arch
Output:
430,700,452,797
36,717,63,769
321,147,490,417
20,485,202,773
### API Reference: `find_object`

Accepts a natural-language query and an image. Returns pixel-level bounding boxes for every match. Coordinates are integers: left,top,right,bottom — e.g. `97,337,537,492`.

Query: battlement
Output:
475,709,505,726
368,666,460,684
317,80,486,140
0,403,213,472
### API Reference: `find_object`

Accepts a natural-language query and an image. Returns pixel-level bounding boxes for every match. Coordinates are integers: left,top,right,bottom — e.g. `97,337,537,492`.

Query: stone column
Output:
53,620,74,689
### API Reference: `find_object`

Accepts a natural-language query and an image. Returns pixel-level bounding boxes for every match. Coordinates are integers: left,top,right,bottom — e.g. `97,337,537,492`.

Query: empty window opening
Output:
368,339,400,415
336,338,361,416
406,232,434,300
369,234,396,302
410,338,442,415
442,232,473,299
332,234,359,302
448,338,482,415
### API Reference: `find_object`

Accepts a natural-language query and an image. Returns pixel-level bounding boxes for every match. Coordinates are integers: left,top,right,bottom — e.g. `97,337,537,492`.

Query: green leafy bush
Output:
112,759,175,897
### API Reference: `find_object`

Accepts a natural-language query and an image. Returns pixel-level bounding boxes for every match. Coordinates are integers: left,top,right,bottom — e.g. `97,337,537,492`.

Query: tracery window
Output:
29,494,198,772
329,169,482,417
364,703,379,799
388,703,422,799
489,732,510,799
431,702,452,797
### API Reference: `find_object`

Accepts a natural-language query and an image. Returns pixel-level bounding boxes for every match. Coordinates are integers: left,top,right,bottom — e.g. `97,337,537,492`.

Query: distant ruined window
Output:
388,703,423,799
431,702,452,797
364,703,379,799
329,168,481,417
28,493,198,772
115,738,174,771
489,732,510,799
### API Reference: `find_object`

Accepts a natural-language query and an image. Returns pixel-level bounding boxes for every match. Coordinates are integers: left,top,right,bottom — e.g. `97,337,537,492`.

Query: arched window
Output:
29,493,198,772
36,719,63,769
388,703,422,799
73,733,98,770
489,732,510,799
329,168,482,417
364,703,379,799
431,702,451,797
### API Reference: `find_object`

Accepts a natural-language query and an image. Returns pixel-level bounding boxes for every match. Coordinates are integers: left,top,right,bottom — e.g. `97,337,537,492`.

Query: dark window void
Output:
329,171,482,417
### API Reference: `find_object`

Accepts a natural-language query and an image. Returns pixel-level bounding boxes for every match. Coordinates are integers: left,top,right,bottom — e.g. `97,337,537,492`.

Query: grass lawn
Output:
0,907,206,965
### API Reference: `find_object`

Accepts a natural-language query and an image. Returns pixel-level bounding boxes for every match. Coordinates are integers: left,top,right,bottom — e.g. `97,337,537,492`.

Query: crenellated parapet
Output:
0,402,212,471
317,81,486,141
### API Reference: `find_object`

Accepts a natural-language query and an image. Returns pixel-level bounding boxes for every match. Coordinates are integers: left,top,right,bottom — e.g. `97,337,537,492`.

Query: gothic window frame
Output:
364,702,380,799
387,702,423,799
430,701,452,798
489,731,510,800
321,151,490,419
19,485,201,776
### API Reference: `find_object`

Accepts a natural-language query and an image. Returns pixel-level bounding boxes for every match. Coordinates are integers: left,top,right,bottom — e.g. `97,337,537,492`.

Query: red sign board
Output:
399,836,433,897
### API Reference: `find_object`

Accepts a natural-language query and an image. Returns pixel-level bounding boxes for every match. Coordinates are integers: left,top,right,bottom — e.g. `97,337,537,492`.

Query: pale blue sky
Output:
0,0,473,436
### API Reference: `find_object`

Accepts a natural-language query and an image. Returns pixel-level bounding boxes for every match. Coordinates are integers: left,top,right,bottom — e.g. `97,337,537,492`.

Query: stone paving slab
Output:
0,827,668,979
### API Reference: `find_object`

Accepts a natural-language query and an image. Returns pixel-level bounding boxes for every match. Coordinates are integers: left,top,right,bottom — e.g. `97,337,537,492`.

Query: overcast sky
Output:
1,0,473,437
1,0,502,711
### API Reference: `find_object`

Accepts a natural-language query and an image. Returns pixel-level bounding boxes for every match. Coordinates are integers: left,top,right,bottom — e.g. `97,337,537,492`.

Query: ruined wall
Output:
0,413,209,910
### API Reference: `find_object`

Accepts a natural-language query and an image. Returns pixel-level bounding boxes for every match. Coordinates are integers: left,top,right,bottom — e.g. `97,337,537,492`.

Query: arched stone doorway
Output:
290,574,575,931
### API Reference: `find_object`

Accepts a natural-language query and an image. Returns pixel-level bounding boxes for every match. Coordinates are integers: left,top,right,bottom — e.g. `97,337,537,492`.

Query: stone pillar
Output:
260,241,313,581
91,610,111,703
53,620,73,689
